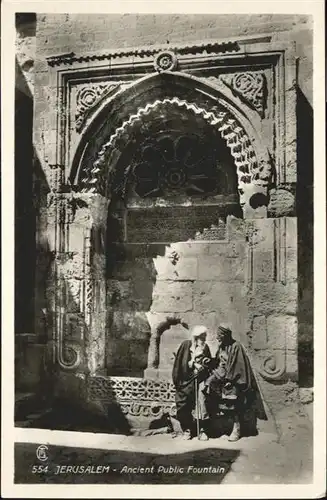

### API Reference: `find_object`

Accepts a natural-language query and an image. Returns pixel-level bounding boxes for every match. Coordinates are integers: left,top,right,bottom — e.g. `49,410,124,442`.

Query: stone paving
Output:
14,402,313,485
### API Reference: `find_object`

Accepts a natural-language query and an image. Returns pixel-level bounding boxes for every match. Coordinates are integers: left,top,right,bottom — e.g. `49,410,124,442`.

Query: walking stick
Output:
195,375,200,439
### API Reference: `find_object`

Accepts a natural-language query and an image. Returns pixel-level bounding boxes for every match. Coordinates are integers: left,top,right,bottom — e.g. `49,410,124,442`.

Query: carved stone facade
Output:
31,28,303,424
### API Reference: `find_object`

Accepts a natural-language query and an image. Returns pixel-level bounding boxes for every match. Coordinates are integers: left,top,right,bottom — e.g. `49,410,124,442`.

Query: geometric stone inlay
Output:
88,376,176,418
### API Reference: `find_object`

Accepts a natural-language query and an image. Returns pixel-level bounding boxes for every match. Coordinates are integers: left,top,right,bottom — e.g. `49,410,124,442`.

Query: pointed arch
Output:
77,97,271,198
70,71,272,186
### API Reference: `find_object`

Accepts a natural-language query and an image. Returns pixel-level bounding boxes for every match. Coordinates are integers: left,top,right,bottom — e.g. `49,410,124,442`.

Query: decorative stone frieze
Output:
46,40,239,67
88,376,176,418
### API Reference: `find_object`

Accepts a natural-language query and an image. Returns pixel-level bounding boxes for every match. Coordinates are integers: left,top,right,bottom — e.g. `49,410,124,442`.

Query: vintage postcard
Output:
1,0,326,498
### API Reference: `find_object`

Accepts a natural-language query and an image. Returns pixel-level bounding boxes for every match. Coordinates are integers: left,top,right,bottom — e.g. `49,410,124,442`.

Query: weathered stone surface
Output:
107,280,133,308
109,258,155,282
267,315,297,350
90,311,107,341
299,387,313,404
197,256,245,281
58,253,86,280
285,217,297,247
194,222,227,240
92,280,107,312
268,188,296,217
251,315,268,349
67,225,86,254
247,218,275,248
286,350,298,378
252,250,274,282
192,282,249,334
151,282,193,313
247,283,298,315
226,216,247,241
207,241,246,258
193,281,233,313
153,255,197,281
109,311,151,341
169,241,209,256
63,279,83,312
64,313,86,340
285,248,298,282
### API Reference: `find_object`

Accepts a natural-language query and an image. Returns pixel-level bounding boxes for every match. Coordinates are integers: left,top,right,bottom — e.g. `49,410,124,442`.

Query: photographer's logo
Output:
36,445,49,462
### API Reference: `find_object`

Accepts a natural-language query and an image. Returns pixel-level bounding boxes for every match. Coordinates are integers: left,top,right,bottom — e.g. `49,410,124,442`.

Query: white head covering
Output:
190,325,207,338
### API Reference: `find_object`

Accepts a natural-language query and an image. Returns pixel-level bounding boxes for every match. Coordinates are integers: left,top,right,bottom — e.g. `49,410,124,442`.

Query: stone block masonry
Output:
16,12,312,425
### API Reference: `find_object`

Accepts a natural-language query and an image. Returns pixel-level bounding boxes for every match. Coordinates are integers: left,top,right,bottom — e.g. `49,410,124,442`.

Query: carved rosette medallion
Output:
75,82,129,131
154,51,178,72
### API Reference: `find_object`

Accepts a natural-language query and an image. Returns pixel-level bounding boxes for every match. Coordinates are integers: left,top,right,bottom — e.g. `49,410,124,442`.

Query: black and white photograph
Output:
2,1,326,498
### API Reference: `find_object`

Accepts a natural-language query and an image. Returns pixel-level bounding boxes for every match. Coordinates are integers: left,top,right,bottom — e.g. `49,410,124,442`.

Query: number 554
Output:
32,465,48,473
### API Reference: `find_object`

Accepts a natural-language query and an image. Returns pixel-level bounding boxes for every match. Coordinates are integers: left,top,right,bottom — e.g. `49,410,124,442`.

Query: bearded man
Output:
203,324,267,442
172,325,212,440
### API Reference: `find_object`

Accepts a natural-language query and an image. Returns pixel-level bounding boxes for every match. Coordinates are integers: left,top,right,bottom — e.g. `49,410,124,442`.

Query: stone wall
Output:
14,13,314,407
34,13,312,101
144,216,298,387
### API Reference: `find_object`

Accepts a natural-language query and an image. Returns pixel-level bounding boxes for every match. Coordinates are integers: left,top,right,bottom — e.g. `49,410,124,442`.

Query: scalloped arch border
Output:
79,97,271,198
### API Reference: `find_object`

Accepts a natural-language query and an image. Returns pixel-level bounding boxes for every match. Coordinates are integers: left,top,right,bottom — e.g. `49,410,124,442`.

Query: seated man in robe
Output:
172,325,212,440
203,324,267,442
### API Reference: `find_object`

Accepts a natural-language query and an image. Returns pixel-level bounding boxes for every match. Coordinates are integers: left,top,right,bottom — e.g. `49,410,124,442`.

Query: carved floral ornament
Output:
75,81,132,131
74,70,266,134
153,51,178,72
203,71,266,116
232,72,266,115
72,66,266,135
78,97,273,212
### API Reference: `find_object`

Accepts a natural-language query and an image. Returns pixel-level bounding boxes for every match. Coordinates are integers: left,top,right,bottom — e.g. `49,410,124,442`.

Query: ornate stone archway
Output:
77,97,273,218
42,39,298,423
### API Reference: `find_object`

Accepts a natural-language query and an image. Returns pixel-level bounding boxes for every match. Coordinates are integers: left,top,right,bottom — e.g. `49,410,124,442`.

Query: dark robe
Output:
172,340,212,430
206,340,267,420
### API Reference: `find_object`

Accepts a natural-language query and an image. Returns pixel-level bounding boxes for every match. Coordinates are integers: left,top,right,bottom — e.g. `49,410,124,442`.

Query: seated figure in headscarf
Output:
203,324,267,442
172,325,212,440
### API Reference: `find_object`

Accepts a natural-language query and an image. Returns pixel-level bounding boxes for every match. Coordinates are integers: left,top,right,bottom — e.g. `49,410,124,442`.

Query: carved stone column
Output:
46,191,109,377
